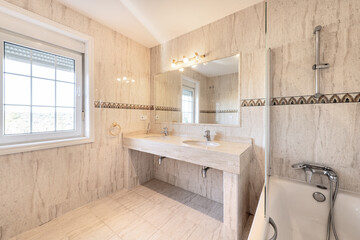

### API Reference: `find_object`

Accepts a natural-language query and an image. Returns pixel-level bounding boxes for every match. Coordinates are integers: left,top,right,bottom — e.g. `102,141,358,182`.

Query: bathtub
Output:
248,176,360,240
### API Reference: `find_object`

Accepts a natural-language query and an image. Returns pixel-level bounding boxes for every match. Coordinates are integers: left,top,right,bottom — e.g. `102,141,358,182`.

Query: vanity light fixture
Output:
171,52,205,68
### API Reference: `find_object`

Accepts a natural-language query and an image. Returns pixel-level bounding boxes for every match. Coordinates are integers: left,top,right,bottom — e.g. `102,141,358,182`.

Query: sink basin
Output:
182,140,220,147
143,135,166,139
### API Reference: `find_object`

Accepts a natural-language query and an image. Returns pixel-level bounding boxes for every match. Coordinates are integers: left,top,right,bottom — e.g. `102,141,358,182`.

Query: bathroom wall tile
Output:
149,3,266,219
268,0,360,97
267,0,360,195
240,50,266,99
154,158,223,203
0,0,150,239
271,103,360,192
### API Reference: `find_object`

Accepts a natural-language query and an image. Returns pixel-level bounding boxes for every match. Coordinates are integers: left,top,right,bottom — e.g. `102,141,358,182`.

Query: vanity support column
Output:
223,170,249,240
124,148,154,190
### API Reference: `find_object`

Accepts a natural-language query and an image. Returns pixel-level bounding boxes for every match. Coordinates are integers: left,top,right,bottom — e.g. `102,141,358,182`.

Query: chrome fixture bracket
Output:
201,166,210,178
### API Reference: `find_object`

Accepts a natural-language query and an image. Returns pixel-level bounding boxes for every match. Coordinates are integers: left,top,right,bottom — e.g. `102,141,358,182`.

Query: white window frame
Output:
181,76,199,124
0,0,94,155
181,86,195,123
0,32,83,144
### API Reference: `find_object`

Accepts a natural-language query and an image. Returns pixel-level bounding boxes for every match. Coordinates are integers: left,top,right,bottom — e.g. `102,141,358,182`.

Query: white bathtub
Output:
248,176,360,240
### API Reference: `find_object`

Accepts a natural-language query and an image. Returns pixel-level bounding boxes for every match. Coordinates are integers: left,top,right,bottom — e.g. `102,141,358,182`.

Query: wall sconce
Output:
171,52,205,69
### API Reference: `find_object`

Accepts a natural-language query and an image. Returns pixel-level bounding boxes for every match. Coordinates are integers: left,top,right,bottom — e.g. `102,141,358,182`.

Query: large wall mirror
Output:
154,54,240,125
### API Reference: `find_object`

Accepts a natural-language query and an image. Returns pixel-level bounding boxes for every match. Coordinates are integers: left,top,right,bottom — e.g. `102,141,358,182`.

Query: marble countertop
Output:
123,133,253,174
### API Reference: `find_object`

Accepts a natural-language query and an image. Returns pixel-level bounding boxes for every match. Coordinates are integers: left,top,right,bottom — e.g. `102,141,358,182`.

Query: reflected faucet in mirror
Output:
161,127,169,136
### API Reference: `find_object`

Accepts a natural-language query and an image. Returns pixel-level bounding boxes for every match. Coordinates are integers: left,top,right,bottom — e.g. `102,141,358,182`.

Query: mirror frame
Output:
153,53,241,127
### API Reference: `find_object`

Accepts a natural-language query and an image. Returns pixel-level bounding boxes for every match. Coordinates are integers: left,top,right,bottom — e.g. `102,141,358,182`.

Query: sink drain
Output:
313,192,326,202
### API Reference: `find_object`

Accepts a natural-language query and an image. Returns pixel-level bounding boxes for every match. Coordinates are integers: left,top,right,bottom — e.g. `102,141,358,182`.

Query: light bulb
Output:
117,78,121,81
123,77,127,80
126,80,130,84
171,59,177,68
179,68,184,72
131,79,135,83
183,57,189,63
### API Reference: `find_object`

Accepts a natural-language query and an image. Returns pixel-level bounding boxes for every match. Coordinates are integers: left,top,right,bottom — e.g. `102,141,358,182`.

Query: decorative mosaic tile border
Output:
200,109,238,113
155,106,181,112
241,92,360,107
94,101,154,110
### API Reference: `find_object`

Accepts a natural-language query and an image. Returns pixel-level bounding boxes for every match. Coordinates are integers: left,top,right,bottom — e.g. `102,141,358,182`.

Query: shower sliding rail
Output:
312,25,329,98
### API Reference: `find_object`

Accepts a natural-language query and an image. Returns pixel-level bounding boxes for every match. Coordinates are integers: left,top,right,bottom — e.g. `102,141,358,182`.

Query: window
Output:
0,3,93,155
182,86,195,123
0,33,83,146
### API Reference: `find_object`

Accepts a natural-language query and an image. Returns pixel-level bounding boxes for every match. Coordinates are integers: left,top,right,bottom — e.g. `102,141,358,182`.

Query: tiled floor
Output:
11,179,231,240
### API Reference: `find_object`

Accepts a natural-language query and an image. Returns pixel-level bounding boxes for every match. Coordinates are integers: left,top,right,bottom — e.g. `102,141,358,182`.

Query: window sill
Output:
0,136,94,156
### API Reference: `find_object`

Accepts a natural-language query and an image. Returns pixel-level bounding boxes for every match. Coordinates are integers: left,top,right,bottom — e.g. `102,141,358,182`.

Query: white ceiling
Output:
192,55,239,77
56,0,262,48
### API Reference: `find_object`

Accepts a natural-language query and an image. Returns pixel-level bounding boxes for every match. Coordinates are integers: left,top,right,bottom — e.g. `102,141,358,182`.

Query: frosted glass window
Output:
4,106,30,134
32,78,55,106
4,74,31,105
4,43,31,75
32,51,55,79
56,108,74,131
56,56,75,83
182,87,195,123
3,42,77,135
56,82,75,107
32,107,55,132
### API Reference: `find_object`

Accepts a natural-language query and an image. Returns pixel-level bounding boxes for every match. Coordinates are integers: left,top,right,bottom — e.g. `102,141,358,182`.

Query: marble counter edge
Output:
122,133,253,175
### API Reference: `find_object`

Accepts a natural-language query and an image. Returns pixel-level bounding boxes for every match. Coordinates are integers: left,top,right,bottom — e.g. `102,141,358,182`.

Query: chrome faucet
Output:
292,162,339,240
292,163,338,183
162,127,168,136
146,123,150,134
203,130,211,141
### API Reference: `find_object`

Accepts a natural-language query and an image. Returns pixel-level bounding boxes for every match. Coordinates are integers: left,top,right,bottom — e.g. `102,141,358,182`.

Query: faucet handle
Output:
203,130,211,141
162,127,168,136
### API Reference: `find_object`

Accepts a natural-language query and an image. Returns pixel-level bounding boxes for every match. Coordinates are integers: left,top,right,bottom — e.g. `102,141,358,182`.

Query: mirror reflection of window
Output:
182,86,195,123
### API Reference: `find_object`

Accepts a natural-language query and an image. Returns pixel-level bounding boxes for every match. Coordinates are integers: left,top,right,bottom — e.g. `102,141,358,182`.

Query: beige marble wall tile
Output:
268,0,360,195
268,0,360,97
0,0,150,239
207,73,239,111
271,103,360,192
152,107,265,214
154,157,223,203
150,2,266,217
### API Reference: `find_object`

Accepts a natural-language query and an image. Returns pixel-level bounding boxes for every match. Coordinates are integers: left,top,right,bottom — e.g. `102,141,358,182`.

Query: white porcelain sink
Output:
182,140,220,147
143,135,165,139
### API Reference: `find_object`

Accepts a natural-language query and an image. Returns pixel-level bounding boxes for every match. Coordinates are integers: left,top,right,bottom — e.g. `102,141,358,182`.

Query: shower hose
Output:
327,180,339,240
